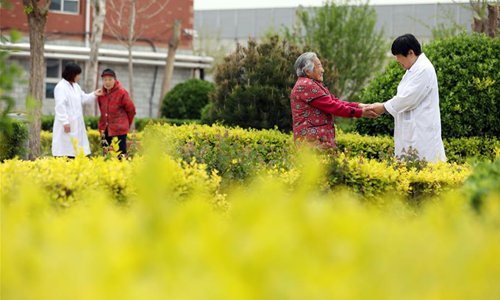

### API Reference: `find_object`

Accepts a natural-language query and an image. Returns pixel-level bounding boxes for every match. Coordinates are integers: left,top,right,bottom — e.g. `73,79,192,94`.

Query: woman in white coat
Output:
370,34,446,163
52,63,103,157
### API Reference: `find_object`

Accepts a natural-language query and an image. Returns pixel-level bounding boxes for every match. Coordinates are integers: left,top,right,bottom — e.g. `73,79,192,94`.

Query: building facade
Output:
194,3,474,50
1,0,212,117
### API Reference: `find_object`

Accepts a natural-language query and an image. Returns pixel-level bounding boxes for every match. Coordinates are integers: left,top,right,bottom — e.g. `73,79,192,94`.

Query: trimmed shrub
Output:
160,79,215,119
0,120,28,161
143,124,292,182
0,155,222,208
204,36,304,131
135,118,199,131
39,126,498,165
142,124,474,199
355,33,500,138
42,115,100,131
42,115,199,132
463,157,500,212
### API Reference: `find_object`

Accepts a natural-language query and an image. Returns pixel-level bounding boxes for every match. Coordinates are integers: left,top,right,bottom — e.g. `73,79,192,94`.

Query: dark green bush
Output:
0,120,28,161
355,33,500,138
42,115,99,131
160,79,214,119
463,158,500,213
204,36,305,131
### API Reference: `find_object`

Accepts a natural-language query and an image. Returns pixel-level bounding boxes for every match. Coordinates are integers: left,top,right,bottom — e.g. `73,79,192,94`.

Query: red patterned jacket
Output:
290,77,362,148
97,80,136,136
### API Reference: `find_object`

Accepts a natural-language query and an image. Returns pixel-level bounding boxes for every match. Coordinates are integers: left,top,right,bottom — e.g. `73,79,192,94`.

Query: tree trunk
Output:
127,0,136,101
159,19,181,118
23,0,51,160
487,4,499,38
84,0,107,116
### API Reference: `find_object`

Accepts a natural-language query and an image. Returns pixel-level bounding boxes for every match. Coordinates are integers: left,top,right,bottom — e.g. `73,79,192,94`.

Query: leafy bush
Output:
355,33,500,138
0,120,28,161
141,124,474,198
143,124,292,182
283,0,387,100
38,125,498,166
0,154,222,208
42,115,198,132
0,30,23,134
160,79,214,119
42,115,100,131
204,36,303,131
463,157,500,212
134,118,199,131
40,130,142,157
2,152,499,299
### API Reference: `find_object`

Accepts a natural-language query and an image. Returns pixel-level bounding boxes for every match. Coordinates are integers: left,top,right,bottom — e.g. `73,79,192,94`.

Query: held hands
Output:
359,102,385,118
358,103,379,118
367,102,386,115
95,88,104,96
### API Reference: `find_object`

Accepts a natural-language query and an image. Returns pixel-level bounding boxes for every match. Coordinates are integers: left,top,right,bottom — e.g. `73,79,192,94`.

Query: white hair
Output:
294,52,318,77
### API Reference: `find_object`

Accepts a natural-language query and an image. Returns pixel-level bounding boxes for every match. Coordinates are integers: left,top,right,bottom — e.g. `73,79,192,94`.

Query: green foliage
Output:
463,157,500,212
37,125,499,166
205,36,303,131
160,79,214,119
41,115,100,131
143,124,292,182
0,30,23,134
355,33,500,138
141,124,474,199
0,120,28,161
41,115,199,132
134,117,199,131
283,0,387,100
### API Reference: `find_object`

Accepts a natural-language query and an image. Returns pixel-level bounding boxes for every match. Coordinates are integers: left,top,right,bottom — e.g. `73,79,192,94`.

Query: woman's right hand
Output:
64,124,71,133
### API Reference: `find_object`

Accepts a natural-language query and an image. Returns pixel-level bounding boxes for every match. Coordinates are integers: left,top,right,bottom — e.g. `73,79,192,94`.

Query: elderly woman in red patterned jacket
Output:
290,52,378,149
98,68,136,157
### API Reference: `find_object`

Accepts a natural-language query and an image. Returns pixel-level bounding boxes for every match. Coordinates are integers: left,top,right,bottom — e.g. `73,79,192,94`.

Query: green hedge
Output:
355,33,500,138
143,124,292,182
9,124,499,201
141,124,472,198
463,158,500,212
0,120,28,161
30,125,500,165
41,115,199,132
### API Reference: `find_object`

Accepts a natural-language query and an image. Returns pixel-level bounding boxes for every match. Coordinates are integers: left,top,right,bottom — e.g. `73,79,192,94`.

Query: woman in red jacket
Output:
98,69,136,157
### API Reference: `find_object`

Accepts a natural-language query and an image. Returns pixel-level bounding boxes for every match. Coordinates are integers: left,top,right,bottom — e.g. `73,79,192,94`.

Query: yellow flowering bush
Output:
0,154,222,209
2,153,499,299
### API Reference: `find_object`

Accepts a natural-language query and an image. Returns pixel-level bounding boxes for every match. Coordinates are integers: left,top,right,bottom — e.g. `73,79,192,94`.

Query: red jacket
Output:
290,77,362,148
97,80,136,136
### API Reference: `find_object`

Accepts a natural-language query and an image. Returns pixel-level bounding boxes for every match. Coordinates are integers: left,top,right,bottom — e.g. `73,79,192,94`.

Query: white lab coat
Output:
52,79,96,157
384,53,446,162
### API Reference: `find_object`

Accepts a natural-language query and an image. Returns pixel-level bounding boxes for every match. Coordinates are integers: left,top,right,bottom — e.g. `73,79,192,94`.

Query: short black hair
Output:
391,34,422,57
101,68,116,78
62,62,82,82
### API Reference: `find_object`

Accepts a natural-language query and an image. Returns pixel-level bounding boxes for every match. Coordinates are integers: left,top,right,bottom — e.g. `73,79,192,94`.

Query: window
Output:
49,0,79,14
45,59,80,99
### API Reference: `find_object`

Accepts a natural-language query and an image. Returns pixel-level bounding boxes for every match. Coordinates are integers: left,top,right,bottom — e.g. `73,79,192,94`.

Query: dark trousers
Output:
104,130,128,155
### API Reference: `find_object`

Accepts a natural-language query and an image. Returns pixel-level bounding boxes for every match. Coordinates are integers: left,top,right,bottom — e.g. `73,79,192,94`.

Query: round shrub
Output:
160,79,215,119
355,33,500,138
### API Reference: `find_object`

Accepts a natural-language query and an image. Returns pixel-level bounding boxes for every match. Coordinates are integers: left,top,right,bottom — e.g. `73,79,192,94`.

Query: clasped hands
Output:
359,102,385,118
